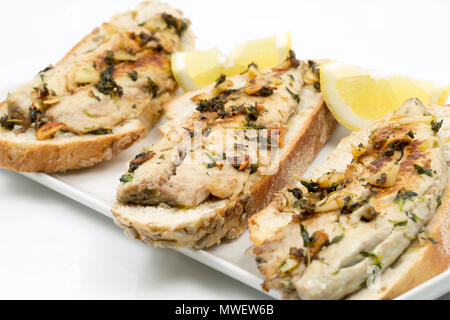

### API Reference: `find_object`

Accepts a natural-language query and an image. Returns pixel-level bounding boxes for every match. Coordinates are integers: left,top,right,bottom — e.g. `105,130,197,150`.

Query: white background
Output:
0,0,449,299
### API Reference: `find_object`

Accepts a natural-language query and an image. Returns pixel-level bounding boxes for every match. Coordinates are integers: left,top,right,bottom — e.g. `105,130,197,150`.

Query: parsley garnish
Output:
394,189,418,210
288,188,303,200
414,164,433,177
256,87,274,97
127,71,138,82
300,224,310,247
250,164,259,175
120,174,134,183
256,257,267,264
91,128,112,135
144,77,159,97
286,87,300,103
389,220,408,227
431,120,443,133
330,234,344,245
215,74,226,88
94,66,123,97
360,251,382,268
300,180,321,193
406,211,422,223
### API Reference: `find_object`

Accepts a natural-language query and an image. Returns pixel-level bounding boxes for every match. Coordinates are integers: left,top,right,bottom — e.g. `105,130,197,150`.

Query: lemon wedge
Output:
226,33,292,76
171,33,292,91
320,61,450,131
171,49,226,92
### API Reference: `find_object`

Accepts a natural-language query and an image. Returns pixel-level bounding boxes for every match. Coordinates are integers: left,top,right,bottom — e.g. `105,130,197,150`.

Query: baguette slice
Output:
112,55,338,249
0,1,194,173
249,99,450,300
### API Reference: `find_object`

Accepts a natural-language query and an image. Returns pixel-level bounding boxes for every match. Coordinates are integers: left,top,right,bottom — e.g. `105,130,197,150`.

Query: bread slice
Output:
112,55,338,249
249,100,450,300
349,104,450,300
0,1,194,173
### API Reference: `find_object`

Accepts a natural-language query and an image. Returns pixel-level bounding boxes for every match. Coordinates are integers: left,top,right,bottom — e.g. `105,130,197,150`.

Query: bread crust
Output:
245,98,338,216
0,122,146,173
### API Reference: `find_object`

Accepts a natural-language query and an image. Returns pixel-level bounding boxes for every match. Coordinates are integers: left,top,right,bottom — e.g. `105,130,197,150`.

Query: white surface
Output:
0,0,449,300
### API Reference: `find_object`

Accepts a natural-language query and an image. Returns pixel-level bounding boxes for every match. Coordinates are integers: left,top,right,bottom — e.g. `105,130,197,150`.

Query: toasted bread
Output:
0,1,194,173
249,100,450,300
112,56,338,249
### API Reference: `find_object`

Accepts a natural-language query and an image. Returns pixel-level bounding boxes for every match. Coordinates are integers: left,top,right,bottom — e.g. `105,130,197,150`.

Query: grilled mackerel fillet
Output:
249,99,449,300
112,53,338,249
0,1,194,172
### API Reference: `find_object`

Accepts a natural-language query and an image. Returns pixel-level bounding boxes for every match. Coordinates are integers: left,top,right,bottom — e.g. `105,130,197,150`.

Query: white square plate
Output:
2,81,449,300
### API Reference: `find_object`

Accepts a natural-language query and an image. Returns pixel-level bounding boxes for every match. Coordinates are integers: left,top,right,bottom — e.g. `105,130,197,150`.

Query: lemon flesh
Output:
227,33,292,76
171,49,226,92
321,62,450,131
171,33,291,92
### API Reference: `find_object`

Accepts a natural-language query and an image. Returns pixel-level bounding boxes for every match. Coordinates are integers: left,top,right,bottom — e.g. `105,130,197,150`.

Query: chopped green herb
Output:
300,224,310,247
437,195,442,208
406,211,422,223
161,13,189,36
29,107,41,124
414,164,433,177
94,66,123,97
286,87,300,103
38,65,54,75
250,163,259,175
394,189,418,210
144,77,159,97
138,21,147,27
215,74,226,88
89,128,112,135
330,234,344,245
127,71,138,82
427,237,438,245
288,188,303,200
389,220,408,227
240,62,259,75
300,180,321,193
0,115,15,130
360,251,382,268
104,50,115,66
237,122,267,130
256,257,267,264
256,87,274,97
431,120,443,133
120,174,134,183
204,153,217,169
83,109,96,118
406,130,415,139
